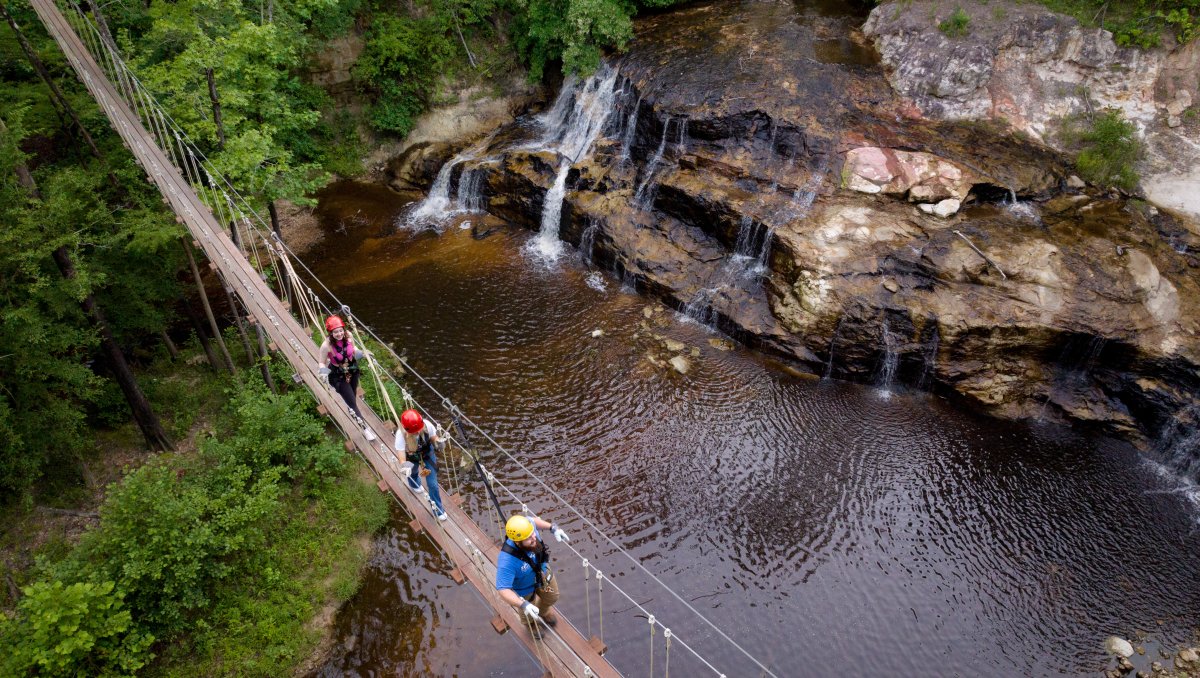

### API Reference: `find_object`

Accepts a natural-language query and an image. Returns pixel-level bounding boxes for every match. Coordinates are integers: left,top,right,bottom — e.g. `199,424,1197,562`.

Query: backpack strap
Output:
501,540,549,590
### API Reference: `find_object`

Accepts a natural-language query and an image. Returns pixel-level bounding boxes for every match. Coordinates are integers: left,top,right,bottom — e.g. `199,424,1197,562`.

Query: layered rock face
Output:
391,0,1200,454
863,0,1200,220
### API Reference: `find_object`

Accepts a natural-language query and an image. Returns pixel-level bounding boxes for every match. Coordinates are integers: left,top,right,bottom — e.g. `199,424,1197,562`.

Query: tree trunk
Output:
267,200,290,294
181,239,236,374
205,67,226,150
52,246,174,451
254,322,277,393
4,118,172,452
2,4,103,163
182,298,219,371
219,278,256,367
160,330,180,360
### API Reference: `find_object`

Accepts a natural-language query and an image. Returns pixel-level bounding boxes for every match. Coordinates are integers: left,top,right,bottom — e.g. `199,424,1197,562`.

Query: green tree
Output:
0,580,154,678
509,0,684,79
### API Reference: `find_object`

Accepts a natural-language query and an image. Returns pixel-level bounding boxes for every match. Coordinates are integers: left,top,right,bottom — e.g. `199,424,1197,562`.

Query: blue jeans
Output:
406,450,444,512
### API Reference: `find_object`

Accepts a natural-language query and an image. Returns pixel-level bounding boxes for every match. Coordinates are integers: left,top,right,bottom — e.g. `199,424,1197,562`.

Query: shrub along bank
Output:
0,348,390,677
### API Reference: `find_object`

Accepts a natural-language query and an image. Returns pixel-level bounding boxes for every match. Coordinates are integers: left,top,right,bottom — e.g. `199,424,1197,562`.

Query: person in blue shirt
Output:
496,514,570,632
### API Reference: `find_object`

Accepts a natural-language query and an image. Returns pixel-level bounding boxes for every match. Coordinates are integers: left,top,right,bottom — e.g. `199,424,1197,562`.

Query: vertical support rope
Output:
583,558,592,639
649,614,657,678
664,628,673,678
597,569,605,646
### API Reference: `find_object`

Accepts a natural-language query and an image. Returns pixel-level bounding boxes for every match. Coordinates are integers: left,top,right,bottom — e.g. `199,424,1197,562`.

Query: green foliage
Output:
0,580,154,677
207,377,346,487
355,13,455,135
125,0,330,205
57,459,283,635
0,108,184,501
1067,108,1141,190
1031,0,1198,48
938,6,971,37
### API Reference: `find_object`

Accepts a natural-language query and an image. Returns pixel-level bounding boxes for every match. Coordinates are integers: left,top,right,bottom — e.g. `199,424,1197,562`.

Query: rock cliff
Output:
863,0,1200,220
392,0,1200,458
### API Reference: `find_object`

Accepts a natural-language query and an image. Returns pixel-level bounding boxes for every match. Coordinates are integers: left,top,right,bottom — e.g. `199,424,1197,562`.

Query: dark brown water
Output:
308,181,1200,678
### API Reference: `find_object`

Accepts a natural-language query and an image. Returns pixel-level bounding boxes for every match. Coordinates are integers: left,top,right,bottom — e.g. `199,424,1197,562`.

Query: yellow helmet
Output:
505,515,534,542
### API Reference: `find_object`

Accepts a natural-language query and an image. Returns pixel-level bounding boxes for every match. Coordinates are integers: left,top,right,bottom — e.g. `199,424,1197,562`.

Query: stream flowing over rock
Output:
392,0,1200,466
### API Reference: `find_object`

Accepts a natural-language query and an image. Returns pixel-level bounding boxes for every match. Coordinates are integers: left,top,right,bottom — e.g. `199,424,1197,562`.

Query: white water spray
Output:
527,64,620,262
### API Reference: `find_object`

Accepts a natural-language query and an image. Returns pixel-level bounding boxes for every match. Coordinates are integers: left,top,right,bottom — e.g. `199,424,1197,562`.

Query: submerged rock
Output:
669,356,691,374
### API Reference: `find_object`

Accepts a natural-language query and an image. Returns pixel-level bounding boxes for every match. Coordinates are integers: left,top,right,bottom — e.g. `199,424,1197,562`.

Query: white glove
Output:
520,601,541,621
551,524,569,543
318,366,330,383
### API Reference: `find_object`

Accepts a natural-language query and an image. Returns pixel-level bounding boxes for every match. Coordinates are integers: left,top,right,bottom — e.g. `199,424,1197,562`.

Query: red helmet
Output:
400,409,424,434
325,315,344,332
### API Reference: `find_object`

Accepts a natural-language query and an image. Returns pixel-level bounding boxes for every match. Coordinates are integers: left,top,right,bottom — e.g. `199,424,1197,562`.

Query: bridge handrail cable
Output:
55,6,775,676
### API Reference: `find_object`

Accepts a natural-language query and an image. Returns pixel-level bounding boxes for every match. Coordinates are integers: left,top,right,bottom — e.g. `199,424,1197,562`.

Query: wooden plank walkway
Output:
27,1,620,675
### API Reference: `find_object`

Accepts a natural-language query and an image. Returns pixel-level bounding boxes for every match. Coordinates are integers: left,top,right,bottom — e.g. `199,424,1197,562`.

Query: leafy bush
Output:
56,460,282,635
209,378,346,487
1033,0,1199,48
1072,109,1141,190
0,580,154,677
938,7,971,37
355,14,455,135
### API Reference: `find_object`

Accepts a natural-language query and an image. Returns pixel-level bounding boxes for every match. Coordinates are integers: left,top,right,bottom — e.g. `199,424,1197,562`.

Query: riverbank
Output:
0,342,389,677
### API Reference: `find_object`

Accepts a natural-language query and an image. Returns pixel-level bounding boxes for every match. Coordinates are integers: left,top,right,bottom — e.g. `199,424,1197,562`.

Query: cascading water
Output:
527,64,620,262
633,116,672,209
405,157,461,227
823,316,844,380
917,325,940,390
405,131,500,228
876,314,900,391
455,168,484,212
730,216,772,279
620,94,643,163
579,219,600,265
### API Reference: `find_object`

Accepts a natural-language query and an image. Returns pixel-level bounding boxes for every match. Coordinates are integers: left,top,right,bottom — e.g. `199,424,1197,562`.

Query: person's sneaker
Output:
363,426,377,442
434,507,448,521
407,480,425,495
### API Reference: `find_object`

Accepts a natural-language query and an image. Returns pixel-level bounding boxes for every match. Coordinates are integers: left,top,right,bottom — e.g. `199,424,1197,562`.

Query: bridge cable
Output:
56,12,768,675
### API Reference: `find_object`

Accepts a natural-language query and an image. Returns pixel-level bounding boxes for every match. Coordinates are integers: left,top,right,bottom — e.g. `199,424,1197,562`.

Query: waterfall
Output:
406,131,500,228
917,325,940,390
730,216,772,279
633,116,671,209
876,314,899,390
580,219,600,265
527,64,620,262
455,168,484,212
620,94,642,163
682,285,721,327
534,163,572,259
1151,406,1200,511
405,157,461,227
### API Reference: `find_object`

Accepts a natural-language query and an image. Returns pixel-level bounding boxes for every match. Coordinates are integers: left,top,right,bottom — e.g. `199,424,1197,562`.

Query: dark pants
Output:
330,369,361,418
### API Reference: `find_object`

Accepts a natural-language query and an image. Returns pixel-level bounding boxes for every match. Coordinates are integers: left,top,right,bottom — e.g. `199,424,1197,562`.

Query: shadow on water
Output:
307,180,1200,678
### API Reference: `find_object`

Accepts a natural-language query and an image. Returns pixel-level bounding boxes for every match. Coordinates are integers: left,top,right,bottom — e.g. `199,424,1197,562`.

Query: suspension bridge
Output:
23,1,779,675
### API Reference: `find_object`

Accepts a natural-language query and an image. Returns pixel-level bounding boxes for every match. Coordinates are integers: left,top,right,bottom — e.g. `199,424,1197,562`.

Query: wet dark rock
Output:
387,142,457,192
409,0,1200,457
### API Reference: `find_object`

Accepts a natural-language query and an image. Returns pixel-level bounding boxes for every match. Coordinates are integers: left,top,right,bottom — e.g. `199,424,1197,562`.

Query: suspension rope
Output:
57,15,772,675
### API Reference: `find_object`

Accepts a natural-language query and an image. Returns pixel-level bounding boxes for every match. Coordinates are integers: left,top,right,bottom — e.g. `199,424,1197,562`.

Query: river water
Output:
306,181,1200,678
